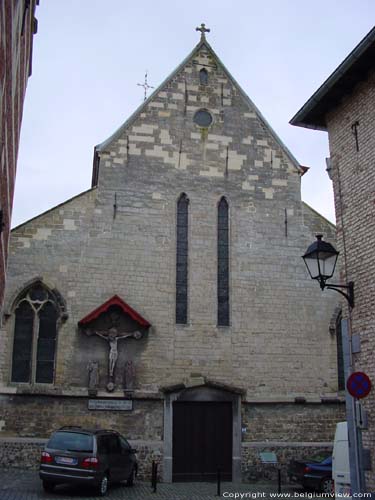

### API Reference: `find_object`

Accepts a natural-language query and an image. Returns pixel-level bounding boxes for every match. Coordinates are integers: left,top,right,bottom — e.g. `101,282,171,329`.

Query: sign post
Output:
346,370,372,494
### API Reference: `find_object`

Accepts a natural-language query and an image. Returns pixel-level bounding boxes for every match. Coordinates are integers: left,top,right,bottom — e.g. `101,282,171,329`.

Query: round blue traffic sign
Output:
347,372,371,399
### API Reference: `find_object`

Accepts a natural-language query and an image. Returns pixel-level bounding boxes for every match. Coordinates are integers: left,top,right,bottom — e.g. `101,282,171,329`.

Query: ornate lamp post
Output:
302,234,354,307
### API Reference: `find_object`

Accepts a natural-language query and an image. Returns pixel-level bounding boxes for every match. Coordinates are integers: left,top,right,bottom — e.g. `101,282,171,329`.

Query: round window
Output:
193,109,213,128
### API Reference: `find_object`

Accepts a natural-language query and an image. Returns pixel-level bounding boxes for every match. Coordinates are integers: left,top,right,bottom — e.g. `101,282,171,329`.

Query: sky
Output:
13,0,375,227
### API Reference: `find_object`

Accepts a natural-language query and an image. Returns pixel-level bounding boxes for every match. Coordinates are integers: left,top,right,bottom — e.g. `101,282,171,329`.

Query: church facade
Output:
0,28,344,481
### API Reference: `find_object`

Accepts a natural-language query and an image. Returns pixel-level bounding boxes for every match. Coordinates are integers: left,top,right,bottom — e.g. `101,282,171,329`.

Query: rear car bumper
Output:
40,465,99,485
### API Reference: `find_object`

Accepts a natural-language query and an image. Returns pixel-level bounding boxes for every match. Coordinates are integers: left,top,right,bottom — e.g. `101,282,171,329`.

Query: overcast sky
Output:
13,1,375,227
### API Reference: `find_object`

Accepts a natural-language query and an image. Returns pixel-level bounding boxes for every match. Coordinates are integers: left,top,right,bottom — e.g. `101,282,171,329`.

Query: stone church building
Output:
0,27,345,481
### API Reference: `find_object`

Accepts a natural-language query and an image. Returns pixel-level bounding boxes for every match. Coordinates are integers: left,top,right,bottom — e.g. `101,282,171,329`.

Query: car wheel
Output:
97,473,109,496
321,477,334,494
42,480,55,493
126,466,136,487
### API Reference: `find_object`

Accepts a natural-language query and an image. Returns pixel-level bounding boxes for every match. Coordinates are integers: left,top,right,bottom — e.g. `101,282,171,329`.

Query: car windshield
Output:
308,454,331,464
48,432,93,452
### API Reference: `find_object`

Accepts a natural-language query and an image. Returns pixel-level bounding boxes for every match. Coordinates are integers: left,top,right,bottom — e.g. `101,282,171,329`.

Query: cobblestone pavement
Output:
0,468,313,499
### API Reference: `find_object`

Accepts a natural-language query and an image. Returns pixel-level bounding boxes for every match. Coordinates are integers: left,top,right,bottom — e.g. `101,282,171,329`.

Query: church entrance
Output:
172,401,232,481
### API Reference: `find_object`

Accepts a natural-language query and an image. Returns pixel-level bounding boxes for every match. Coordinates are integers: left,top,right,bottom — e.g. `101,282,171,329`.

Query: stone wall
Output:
0,394,344,482
327,68,375,490
0,437,162,481
0,394,163,440
0,42,340,401
242,443,332,483
242,403,345,442
0,35,343,485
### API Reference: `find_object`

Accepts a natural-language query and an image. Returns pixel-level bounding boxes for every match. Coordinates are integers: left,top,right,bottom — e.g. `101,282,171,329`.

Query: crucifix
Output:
137,71,154,101
196,23,210,41
85,311,143,392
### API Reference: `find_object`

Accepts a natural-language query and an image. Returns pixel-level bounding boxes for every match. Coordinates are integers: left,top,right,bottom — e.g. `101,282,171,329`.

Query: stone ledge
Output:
0,437,47,443
242,441,332,448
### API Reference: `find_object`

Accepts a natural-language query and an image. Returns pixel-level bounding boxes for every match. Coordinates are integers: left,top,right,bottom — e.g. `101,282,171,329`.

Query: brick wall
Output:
0,0,38,314
327,68,375,490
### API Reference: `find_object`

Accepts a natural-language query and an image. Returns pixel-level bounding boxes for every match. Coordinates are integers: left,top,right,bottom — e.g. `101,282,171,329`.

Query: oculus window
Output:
193,109,213,128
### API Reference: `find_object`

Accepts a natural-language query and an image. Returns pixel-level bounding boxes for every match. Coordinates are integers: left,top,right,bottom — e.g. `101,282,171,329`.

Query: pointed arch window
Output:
176,194,189,324
199,68,208,85
11,283,61,384
218,197,229,326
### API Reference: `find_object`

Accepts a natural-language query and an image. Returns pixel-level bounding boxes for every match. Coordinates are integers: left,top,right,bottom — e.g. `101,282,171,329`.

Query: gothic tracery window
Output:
11,283,60,384
218,197,229,326
176,194,189,324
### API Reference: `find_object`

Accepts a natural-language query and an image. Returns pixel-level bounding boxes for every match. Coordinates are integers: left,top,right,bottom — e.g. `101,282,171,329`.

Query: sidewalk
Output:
0,467,323,499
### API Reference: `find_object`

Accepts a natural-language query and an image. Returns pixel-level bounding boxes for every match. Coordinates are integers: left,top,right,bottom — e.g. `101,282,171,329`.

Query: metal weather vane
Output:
137,71,154,101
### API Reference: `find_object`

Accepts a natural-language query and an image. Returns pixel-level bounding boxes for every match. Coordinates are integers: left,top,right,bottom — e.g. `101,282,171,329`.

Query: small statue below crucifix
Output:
137,71,154,101
196,23,210,41
85,312,142,392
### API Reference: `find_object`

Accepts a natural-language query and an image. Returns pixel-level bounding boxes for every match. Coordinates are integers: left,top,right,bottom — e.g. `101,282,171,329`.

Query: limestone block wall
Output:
327,68,375,490
0,395,163,440
0,40,343,449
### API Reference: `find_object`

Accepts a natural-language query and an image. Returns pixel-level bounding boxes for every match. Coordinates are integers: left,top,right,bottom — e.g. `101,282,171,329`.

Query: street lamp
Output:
302,234,354,307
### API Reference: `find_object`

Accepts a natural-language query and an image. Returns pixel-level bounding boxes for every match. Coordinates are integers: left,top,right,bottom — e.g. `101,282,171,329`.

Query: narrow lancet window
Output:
218,197,229,326
199,68,208,85
176,194,189,324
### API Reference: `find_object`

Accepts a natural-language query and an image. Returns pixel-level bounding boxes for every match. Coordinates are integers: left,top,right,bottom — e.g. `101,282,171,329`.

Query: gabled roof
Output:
290,26,375,131
93,37,305,181
78,295,151,327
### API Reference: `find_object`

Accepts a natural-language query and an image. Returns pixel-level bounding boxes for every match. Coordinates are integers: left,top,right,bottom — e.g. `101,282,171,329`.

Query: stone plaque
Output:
88,399,133,411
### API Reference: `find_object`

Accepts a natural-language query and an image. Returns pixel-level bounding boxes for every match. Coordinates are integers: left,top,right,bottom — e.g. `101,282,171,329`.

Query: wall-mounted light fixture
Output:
302,234,354,307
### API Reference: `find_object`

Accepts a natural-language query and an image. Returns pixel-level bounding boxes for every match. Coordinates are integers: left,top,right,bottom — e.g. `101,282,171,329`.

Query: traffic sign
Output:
347,372,372,399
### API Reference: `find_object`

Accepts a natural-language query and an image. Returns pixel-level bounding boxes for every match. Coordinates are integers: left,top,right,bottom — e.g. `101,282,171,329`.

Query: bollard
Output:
151,461,158,493
151,461,156,492
217,468,221,497
278,467,281,494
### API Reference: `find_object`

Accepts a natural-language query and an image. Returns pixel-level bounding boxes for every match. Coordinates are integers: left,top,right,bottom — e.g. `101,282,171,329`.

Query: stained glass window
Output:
11,283,60,384
218,197,229,326
176,194,189,324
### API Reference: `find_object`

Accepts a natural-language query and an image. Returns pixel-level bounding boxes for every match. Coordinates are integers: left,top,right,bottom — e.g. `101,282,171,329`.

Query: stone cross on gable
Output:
196,23,210,41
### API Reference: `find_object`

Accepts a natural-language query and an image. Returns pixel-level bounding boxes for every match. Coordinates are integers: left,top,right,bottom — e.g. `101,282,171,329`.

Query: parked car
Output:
288,454,333,494
39,426,138,496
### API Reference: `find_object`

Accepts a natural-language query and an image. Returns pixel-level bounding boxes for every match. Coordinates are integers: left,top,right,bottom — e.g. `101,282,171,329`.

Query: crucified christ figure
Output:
86,326,142,379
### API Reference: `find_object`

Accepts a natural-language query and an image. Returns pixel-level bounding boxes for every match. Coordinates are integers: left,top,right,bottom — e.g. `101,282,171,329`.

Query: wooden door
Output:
172,401,232,481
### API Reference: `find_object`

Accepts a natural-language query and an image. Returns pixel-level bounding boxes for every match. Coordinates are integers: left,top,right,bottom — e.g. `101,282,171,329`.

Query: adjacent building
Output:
0,0,39,313
291,26,375,491
0,27,345,481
